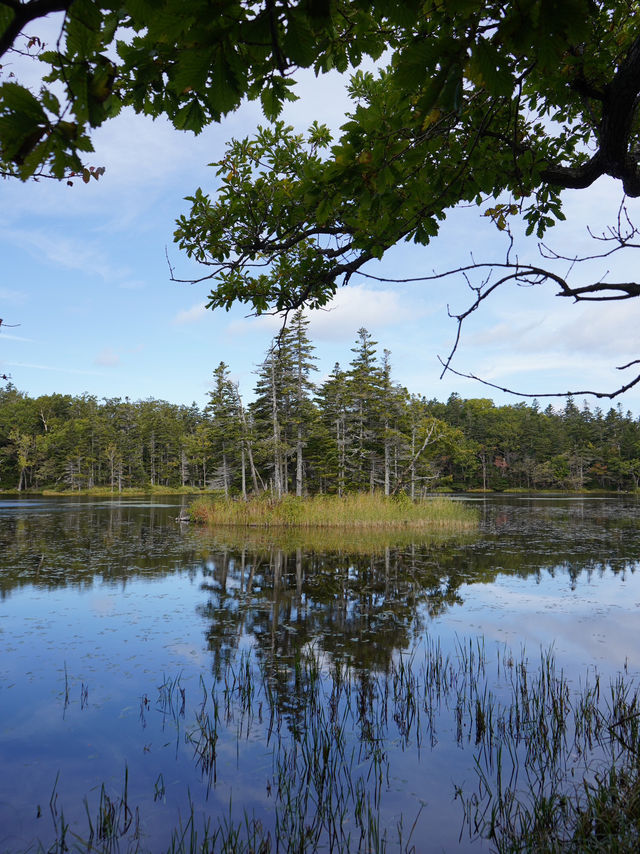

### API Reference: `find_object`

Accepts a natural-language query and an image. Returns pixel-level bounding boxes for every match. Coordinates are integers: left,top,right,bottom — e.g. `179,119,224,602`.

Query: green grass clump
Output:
189,493,477,530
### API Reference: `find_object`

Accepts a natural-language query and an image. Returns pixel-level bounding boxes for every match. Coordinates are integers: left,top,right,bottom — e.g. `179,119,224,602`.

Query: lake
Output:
1,495,639,852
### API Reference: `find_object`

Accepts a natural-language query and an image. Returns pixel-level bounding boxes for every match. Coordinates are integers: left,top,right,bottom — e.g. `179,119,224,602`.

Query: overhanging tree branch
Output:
0,0,70,59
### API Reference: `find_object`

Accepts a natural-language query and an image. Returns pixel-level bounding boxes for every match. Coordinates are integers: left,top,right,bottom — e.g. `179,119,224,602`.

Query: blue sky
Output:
2,28,640,413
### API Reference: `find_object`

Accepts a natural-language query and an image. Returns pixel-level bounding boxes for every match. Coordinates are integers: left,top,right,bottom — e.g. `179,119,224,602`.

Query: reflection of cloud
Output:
173,302,207,324
91,595,117,616
166,642,207,665
94,347,121,366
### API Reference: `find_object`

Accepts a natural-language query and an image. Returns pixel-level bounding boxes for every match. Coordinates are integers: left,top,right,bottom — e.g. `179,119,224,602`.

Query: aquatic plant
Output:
27,640,640,853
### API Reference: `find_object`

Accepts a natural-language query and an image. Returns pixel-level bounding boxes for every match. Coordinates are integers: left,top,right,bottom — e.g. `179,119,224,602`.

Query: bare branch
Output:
438,361,640,401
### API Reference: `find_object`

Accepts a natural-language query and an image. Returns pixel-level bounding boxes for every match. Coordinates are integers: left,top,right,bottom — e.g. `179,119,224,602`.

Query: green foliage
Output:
0,0,389,179
172,1,640,319
190,492,477,529
2,322,640,495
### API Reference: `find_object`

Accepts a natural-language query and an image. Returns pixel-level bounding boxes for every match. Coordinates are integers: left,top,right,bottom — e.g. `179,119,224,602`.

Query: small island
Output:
189,492,477,530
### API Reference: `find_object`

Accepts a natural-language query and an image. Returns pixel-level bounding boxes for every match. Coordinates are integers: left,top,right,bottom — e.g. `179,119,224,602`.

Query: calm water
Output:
1,495,639,852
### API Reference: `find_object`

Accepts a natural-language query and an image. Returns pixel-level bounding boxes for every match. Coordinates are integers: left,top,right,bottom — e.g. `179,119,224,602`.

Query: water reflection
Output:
2,496,640,651
2,496,640,852
0,499,199,596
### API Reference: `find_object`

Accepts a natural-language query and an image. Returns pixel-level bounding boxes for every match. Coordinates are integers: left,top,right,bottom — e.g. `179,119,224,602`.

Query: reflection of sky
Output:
2,496,640,852
432,564,640,677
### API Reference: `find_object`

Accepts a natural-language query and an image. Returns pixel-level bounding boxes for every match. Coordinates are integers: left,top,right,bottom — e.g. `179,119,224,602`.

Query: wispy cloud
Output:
0,333,34,342
0,287,28,305
118,279,146,291
226,285,429,342
8,361,103,376
173,302,207,325
2,227,129,281
309,285,429,340
467,302,640,360
94,347,121,367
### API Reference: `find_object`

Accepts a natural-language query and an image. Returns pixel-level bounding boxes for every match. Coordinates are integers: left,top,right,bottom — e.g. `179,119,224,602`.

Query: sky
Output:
2,21,640,414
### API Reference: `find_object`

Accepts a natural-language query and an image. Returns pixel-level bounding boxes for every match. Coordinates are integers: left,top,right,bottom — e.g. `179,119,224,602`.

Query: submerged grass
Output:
26,641,640,854
190,493,477,531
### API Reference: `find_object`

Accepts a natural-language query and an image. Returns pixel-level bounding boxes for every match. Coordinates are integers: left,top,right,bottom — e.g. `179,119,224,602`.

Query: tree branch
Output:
542,35,640,196
0,0,71,60
439,361,640,401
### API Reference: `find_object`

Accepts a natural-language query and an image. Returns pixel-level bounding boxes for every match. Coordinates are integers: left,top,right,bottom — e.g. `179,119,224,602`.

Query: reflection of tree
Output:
0,500,203,598
195,504,640,719
197,542,469,684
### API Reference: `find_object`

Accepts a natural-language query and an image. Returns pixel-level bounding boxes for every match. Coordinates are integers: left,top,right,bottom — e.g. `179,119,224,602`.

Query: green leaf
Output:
172,49,212,96
282,12,318,67
0,4,15,36
40,89,61,116
65,0,103,56
260,86,281,121
173,99,206,133
0,83,47,122
468,40,513,95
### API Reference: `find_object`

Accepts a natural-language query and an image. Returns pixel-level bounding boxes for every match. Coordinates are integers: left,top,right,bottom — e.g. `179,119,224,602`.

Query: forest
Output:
2,312,640,495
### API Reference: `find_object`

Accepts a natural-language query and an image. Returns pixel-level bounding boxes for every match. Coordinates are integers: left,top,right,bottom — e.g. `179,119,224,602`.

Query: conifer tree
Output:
316,363,349,495
346,328,385,491
205,362,242,497
280,311,318,496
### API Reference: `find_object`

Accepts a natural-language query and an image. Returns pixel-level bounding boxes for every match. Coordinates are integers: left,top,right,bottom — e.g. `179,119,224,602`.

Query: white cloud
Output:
467,301,640,360
225,284,429,343
94,347,121,367
0,333,33,342
118,279,146,291
173,302,208,325
309,285,425,340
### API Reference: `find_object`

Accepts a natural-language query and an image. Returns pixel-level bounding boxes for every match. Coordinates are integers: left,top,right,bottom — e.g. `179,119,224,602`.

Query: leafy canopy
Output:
0,0,389,179
172,0,640,327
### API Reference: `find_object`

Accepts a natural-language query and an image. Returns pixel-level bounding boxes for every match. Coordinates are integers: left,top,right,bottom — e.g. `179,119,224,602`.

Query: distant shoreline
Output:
0,487,635,498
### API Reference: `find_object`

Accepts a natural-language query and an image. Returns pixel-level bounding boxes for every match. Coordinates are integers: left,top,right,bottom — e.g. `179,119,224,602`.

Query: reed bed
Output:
29,640,640,854
189,493,477,530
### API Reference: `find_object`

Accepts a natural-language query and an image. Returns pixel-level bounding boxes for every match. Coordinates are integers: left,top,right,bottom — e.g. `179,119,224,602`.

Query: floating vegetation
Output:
24,641,640,853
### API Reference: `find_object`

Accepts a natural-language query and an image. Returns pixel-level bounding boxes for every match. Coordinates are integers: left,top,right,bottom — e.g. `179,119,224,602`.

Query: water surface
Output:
1,495,639,852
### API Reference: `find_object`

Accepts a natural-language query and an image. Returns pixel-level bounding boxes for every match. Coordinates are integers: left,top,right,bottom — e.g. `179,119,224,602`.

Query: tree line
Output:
2,312,640,494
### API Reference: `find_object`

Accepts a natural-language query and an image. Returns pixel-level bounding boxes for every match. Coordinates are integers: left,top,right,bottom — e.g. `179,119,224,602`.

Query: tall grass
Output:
31,642,640,854
189,493,477,530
